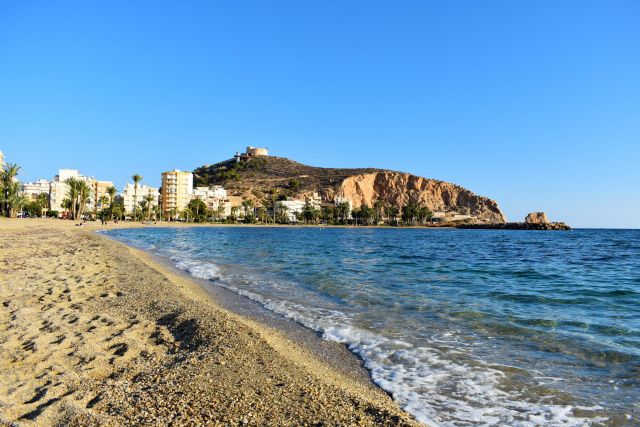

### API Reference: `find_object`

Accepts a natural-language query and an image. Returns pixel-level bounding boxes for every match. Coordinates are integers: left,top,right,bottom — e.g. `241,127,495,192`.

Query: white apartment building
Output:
193,185,227,200
122,183,159,213
21,179,51,200
49,169,91,212
334,196,353,215
307,192,322,209
193,186,227,212
49,169,112,214
274,199,306,222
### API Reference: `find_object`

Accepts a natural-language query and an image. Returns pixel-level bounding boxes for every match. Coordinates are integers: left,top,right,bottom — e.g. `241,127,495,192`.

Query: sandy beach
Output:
0,218,419,426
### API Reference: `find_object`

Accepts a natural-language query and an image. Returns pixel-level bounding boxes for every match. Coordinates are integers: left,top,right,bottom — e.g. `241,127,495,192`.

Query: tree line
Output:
181,187,434,227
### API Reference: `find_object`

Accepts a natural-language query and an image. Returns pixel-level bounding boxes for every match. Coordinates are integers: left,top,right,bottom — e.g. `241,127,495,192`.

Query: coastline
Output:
0,218,419,425
141,250,377,389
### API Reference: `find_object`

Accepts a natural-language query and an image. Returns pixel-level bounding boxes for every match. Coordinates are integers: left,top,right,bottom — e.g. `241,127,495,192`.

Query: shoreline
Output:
4,216,459,230
124,239,378,390
0,218,419,425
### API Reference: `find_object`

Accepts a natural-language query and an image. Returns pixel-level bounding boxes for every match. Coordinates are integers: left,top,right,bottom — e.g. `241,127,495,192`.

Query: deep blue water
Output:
105,227,639,426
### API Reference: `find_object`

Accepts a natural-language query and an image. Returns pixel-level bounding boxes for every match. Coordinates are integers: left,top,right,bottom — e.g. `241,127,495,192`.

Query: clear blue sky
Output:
1,1,639,228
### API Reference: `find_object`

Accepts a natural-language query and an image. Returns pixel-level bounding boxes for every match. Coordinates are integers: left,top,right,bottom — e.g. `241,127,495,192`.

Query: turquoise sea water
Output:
105,227,639,426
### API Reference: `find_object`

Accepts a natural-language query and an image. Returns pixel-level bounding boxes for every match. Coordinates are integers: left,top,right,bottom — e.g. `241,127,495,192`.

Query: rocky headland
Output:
194,156,506,223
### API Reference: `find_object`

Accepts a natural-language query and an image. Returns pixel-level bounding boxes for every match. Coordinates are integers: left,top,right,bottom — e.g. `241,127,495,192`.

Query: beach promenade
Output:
0,219,418,426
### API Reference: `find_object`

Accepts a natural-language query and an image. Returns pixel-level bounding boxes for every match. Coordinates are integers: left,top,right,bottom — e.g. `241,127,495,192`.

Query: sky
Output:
1,1,639,228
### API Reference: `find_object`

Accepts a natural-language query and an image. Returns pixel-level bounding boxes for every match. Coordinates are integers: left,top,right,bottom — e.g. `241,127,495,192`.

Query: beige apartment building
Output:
93,180,114,213
161,170,193,218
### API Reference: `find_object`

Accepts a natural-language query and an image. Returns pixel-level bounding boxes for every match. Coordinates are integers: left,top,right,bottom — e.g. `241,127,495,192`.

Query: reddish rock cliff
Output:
333,172,506,223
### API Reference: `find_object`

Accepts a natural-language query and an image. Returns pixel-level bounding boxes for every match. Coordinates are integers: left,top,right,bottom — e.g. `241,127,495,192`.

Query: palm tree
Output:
321,206,336,224
267,188,279,223
143,194,155,220
241,199,254,221
6,182,27,217
98,195,109,209
153,204,162,221
61,198,72,217
373,200,385,224
168,208,177,222
36,192,49,217
256,206,267,223
106,185,117,219
401,202,420,225
131,174,143,219
216,201,226,222
230,206,239,222
65,178,91,220
356,203,373,225
182,207,193,222
65,178,80,220
385,206,399,225
336,202,350,224
418,206,432,225
111,204,123,221
77,180,91,220
106,186,117,205
275,204,289,224
1,162,21,217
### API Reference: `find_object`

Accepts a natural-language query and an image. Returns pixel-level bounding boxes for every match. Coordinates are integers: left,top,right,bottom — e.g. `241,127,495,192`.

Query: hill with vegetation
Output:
193,156,506,223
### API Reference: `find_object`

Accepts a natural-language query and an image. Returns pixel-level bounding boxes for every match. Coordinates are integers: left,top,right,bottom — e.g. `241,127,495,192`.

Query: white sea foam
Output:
174,258,221,280
168,254,604,427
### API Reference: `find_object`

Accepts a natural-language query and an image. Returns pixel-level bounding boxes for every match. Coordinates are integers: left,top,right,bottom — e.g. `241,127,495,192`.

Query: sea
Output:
104,227,639,426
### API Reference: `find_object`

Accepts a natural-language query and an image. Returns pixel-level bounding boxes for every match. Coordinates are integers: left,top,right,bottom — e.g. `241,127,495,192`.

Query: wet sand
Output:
0,218,420,426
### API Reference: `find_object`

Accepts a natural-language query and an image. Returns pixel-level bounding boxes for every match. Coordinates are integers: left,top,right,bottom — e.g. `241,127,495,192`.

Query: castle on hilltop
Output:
234,146,269,163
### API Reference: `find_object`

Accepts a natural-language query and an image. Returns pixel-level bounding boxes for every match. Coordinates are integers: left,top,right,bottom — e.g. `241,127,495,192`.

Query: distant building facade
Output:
122,183,159,213
225,195,244,218
161,170,193,218
21,179,51,200
49,169,112,214
193,186,227,214
274,199,306,222
49,169,89,212
92,180,114,213
306,192,322,209
334,196,353,215
193,185,227,200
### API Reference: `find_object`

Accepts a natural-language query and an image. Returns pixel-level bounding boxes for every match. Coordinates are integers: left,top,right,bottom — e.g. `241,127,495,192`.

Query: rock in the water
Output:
525,212,549,224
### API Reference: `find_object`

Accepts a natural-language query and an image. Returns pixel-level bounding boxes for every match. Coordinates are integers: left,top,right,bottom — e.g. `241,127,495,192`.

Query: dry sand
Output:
0,218,420,426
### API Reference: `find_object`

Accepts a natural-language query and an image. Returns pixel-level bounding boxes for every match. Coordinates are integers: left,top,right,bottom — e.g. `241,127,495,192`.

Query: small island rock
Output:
525,212,549,224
